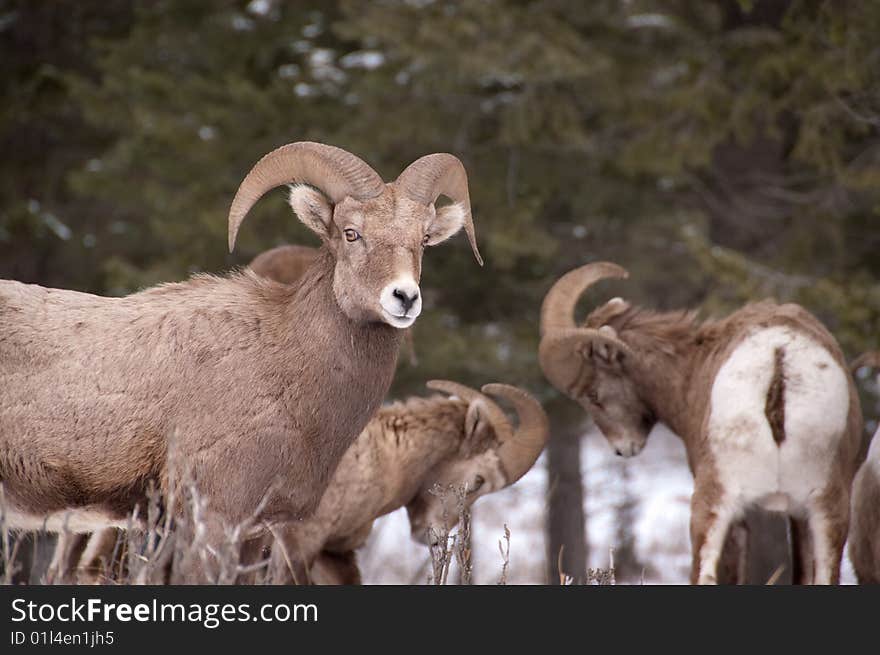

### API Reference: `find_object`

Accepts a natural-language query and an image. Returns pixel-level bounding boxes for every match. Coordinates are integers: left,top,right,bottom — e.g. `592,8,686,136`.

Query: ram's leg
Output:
789,517,814,584
805,485,849,585
311,550,361,585
169,511,233,584
237,533,271,584
690,483,739,585
717,519,749,585
46,532,89,584
266,526,311,585
76,528,121,584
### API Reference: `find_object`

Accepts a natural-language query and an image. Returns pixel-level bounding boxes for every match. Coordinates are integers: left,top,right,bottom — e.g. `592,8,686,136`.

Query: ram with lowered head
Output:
849,351,880,584
538,262,862,584
0,142,482,579
257,380,548,584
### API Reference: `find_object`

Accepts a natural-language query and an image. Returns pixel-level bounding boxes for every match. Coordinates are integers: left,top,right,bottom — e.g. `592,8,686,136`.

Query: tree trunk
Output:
612,464,644,583
545,399,588,584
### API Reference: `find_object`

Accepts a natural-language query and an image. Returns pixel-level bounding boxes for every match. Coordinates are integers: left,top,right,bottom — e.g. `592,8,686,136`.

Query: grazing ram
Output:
259,380,548,584
0,142,482,578
849,351,880,584
538,262,862,584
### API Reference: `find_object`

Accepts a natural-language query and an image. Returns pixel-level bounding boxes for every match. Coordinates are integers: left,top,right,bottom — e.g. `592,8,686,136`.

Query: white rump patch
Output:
707,326,849,515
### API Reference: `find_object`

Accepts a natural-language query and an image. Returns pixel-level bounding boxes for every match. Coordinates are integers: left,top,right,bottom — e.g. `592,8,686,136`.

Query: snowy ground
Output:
359,424,858,585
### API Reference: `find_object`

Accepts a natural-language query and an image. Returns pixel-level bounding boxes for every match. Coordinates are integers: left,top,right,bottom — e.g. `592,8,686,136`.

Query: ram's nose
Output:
392,287,419,313
380,277,422,328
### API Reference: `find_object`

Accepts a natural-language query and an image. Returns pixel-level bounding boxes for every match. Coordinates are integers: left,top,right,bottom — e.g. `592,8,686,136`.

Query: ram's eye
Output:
422,233,430,246
344,228,361,243
587,390,602,407
471,475,485,493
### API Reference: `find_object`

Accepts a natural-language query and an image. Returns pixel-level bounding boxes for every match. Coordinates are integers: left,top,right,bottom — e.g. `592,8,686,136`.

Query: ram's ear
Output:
464,399,492,442
424,202,466,246
587,326,627,370
585,297,632,328
289,184,333,238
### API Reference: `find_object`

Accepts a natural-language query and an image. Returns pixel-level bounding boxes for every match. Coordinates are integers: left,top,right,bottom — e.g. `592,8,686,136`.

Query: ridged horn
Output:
481,384,549,486
395,153,483,266
540,262,629,336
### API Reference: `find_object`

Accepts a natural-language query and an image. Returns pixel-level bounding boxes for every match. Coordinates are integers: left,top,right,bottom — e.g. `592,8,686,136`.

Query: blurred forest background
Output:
2,0,879,582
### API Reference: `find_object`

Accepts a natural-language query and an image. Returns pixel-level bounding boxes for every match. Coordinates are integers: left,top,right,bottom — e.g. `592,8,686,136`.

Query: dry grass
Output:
426,484,473,585
1,480,616,586
0,480,289,585
556,545,616,586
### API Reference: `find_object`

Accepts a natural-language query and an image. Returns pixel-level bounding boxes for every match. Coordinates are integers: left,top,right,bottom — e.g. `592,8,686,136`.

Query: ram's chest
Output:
704,326,849,509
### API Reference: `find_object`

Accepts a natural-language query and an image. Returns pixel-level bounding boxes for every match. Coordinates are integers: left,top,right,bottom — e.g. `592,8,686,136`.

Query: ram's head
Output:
229,142,482,328
539,262,656,458
406,381,549,545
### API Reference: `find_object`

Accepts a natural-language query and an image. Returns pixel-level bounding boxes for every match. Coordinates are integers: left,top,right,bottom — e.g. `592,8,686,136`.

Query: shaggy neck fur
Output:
365,397,473,516
250,247,404,518
606,307,704,443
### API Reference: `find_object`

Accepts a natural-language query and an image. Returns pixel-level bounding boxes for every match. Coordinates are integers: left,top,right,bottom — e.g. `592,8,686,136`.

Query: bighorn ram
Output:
51,381,548,584
259,380,548,584
539,262,862,584
849,351,880,584
0,142,481,575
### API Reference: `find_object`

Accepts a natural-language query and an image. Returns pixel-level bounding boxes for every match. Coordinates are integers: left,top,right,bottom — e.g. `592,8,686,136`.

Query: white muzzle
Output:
379,277,422,329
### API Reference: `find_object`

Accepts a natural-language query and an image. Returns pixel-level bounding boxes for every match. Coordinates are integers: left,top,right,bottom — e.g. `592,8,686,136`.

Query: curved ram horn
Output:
540,262,629,335
395,153,483,266
481,384,550,486
228,141,385,252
